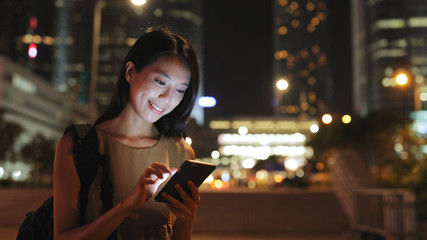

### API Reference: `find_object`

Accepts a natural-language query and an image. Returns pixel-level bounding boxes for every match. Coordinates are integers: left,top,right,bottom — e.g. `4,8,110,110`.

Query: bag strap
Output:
64,124,99,225
64,124,117,240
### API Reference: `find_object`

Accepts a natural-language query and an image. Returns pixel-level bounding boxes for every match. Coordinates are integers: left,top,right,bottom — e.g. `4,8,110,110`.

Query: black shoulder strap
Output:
64,124,99,226
64,124,117,240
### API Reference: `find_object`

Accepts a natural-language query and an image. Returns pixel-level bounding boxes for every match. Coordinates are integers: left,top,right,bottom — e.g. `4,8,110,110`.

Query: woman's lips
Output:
149,100,165,114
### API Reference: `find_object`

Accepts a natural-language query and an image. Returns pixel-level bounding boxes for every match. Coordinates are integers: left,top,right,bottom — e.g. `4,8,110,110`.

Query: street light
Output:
394,72,421,111
131,0,147,5
321,113,332,124
274,78,289,115
396,73,408,86
276,79,289,91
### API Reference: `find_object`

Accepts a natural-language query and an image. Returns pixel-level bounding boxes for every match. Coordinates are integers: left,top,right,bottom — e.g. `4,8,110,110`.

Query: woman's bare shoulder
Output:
167,136,195,160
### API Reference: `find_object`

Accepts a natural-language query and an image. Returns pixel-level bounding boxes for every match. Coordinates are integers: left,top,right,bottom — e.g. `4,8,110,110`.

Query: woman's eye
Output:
176,89,186,94
155,79,165,85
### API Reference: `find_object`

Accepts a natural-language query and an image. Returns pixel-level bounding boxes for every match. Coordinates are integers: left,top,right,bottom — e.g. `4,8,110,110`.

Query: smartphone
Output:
154,160,216,203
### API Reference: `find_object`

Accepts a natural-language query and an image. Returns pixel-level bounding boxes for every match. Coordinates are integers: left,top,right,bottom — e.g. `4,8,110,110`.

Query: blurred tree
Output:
307,110,427,220
0,110,23,161
20,133,56,185
307,110,408,179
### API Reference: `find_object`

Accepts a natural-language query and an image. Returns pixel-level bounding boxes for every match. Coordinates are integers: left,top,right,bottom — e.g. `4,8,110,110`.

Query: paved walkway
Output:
2,227,347,240
193,234,347,240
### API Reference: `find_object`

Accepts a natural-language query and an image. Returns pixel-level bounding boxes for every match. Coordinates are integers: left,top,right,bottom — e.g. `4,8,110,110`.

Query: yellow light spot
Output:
274,174,284,183
341,115,352,124
213,179,223,189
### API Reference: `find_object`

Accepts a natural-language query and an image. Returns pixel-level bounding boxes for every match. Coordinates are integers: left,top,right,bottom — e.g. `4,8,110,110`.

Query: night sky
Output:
203,0,352,117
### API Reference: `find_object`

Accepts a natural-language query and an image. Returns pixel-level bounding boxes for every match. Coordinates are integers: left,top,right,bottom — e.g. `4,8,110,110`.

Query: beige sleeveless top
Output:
85,128,190,240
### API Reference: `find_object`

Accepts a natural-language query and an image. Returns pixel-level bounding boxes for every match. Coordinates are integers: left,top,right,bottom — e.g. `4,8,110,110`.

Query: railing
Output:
352,189,417,240
331,150,417,240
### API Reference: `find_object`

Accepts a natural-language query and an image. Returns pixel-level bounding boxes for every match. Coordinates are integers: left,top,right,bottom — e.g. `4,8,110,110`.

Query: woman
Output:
54,27,200,240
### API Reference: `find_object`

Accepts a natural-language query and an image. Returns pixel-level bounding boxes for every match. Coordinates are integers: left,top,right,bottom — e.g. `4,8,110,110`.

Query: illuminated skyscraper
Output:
273,0,332,118
352,0,427,115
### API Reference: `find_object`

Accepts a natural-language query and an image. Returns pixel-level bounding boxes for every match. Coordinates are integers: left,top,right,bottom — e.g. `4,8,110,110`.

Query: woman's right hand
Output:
122,162,172,212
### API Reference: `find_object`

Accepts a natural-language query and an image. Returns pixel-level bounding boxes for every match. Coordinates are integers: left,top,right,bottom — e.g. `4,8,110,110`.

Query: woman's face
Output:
126,55,191,123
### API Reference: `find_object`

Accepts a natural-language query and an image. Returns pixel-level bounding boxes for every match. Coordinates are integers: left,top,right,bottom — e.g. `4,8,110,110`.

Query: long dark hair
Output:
94,27,200,138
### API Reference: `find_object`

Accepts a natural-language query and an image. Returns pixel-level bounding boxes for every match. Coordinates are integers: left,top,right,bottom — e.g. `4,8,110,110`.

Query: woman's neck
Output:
97,109,159,140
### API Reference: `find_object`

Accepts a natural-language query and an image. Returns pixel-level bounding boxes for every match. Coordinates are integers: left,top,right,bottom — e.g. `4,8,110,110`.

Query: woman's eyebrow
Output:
158,71,172,80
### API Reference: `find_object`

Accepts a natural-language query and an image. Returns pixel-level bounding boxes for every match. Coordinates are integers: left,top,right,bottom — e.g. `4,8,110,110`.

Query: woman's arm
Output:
54,134,170,240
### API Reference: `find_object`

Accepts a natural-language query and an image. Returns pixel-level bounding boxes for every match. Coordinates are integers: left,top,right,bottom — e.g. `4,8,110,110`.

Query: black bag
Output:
16,124,116,240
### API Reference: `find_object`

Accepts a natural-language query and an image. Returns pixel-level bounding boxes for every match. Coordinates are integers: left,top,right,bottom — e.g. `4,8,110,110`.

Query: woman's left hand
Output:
162,180,200,223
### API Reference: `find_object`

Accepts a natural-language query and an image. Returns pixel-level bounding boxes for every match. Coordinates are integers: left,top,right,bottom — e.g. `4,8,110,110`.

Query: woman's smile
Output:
149,100,165,114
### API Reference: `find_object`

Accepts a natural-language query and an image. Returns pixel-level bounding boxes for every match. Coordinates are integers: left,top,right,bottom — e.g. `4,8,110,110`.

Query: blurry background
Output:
0,0,426,239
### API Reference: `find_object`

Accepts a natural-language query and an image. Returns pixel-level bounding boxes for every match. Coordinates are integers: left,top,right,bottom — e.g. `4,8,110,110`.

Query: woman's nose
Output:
159,87,173,103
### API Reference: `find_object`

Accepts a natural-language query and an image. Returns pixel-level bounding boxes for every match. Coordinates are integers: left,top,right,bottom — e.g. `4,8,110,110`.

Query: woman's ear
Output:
125,61,135,83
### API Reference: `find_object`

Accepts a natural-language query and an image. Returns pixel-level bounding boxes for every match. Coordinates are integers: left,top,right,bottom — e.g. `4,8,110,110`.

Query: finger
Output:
162,192,185,209
151,162,172,174
140,177,155,185
187,181,200,203
143,166,165,180
174,184,195,205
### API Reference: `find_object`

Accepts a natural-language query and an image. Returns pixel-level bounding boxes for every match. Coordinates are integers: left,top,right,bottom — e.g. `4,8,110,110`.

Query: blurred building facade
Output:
0,55,91,139
272,0,332,118
351,0,427,116
0,55,91,181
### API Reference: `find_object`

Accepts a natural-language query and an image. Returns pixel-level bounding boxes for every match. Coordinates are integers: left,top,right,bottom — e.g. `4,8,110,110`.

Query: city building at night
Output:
351,0,427,145
351,0,427,116
272,0,332,119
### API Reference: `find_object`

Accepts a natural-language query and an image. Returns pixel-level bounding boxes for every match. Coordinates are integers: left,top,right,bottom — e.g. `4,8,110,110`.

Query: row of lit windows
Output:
279,105,319,115
370,38,407,51
275,55,327,72
20,34,57,46
276,16,326,34
274,45,321,60
372,17,427,31
209,120,317,132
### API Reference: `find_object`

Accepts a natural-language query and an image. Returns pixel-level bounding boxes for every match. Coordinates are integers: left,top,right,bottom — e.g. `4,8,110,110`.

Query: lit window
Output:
307,24,315,32
408,17,427,28
306,2,315,11
278,26,288,35
278,0,288,7
372,19,405,30
291,19,300,28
